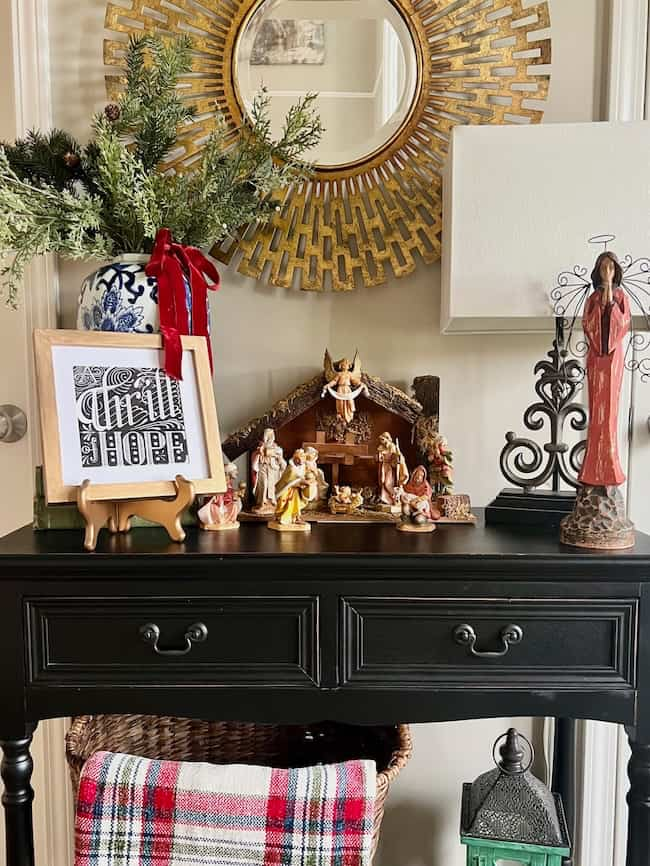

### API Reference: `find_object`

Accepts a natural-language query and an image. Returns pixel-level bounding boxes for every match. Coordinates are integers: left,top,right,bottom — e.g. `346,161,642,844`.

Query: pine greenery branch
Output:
0,149,110,307
0,33,324,304
1,129,85,191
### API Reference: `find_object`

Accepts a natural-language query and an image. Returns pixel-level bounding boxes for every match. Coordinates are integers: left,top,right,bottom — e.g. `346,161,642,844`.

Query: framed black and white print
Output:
34,330,226,503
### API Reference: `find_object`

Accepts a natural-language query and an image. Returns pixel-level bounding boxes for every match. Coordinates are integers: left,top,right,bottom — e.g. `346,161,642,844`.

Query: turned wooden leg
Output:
626,727,650,866
0,725,36,866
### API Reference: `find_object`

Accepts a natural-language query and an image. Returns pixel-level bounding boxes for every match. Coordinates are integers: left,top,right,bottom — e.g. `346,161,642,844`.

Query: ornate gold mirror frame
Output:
105,1,551,291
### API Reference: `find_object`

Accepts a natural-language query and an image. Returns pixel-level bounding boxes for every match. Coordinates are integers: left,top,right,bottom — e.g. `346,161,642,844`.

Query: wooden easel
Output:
77,475,195,551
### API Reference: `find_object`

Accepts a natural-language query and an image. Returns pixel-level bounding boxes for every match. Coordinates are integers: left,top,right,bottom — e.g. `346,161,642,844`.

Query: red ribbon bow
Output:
146,228,221,380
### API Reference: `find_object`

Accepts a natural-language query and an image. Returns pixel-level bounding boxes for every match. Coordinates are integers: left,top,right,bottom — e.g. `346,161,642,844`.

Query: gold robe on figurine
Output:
273,457,312,525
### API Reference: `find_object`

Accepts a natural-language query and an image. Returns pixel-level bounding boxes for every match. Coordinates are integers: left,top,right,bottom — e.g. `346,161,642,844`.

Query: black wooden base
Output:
485,489,577,530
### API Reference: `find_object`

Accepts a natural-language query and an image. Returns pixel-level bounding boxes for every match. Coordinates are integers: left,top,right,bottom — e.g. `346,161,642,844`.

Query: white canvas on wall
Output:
442,120,650,334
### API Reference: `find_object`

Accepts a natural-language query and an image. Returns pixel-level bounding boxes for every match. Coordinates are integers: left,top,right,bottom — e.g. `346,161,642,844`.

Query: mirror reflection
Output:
236,0,418,167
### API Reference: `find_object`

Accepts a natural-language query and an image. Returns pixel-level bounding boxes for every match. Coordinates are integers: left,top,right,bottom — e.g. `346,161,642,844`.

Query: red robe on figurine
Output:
578,259,631,488
402,466,440,520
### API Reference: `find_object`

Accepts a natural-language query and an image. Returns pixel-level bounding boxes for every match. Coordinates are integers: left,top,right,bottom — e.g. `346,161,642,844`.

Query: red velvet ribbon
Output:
146,228,221,380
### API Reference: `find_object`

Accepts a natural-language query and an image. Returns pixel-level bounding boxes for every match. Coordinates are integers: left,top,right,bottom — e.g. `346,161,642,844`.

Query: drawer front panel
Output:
28,597,319,686
341,598,636,688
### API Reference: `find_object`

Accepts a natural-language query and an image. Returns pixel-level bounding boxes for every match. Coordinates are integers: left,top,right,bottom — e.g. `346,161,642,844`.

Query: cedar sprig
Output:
109,34,196,171
0,150,110,306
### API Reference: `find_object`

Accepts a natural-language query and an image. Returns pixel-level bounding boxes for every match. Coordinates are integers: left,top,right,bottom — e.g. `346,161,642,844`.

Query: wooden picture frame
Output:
34,330,226,503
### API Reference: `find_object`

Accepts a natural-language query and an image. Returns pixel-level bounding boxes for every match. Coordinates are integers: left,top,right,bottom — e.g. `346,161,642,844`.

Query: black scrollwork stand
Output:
486,319,587,529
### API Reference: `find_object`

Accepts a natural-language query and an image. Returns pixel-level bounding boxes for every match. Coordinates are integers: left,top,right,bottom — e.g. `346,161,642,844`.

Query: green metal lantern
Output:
460,728,571,866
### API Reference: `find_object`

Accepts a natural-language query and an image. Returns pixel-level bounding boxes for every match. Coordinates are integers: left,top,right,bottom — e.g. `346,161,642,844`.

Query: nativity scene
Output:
221,350,475,526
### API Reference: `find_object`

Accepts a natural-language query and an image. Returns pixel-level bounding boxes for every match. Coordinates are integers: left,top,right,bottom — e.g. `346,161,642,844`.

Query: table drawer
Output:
27,596,319,686
341,597,637,689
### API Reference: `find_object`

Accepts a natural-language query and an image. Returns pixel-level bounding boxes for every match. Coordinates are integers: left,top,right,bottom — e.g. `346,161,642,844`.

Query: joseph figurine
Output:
377,432,409,508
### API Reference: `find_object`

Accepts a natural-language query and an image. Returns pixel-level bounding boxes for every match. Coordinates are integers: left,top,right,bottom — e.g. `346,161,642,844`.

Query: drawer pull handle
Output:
139,622,208,656
453,623,524,658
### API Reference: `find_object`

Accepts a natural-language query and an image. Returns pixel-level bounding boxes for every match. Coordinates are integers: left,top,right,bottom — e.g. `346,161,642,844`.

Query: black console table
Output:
1,516,650,866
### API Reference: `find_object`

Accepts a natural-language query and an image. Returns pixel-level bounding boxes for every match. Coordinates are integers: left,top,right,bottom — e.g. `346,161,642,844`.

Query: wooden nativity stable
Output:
221,352,444,522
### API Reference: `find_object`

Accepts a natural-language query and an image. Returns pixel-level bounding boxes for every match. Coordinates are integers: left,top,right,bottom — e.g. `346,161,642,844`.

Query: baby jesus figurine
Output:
329,485,364,515
268,449,315,533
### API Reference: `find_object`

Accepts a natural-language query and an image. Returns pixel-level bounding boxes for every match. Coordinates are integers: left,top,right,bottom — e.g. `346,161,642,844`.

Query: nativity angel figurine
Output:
269,449,315,532
251,428,286,514
198,461,246,531
322,350,369,425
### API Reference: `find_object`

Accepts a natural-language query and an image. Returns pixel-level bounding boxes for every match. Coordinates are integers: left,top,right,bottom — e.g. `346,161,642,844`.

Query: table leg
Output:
0,724,37,866
626,726,650,866
552,718,575,866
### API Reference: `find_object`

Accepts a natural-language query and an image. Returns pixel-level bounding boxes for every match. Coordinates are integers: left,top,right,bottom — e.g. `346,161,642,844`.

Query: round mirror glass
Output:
235,0,419,167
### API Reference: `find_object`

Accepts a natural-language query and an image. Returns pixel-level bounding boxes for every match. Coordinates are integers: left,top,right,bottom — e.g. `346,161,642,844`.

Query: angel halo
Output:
321,350,369,424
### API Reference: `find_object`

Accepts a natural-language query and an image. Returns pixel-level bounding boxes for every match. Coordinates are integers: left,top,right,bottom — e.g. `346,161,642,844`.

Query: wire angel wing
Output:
351,350,362,383
619,254,650,328
323,349,336,382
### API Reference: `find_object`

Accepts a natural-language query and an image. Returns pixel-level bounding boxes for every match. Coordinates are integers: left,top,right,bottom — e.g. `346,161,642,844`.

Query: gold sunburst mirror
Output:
105,0,551,291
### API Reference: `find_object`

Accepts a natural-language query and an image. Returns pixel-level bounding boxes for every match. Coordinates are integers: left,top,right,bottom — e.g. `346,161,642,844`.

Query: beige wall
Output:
40,1,611,864
0,0,15,138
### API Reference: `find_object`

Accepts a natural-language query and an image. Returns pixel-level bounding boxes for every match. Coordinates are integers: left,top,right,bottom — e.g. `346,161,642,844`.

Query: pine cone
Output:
63,151,80,169
104,103,121,122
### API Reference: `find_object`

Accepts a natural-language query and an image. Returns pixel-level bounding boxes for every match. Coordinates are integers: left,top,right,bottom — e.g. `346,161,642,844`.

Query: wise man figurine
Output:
268,449,315,533
561,251,635,549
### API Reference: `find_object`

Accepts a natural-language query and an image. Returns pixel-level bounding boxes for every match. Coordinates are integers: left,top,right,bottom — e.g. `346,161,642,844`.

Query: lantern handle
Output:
492,729,535,775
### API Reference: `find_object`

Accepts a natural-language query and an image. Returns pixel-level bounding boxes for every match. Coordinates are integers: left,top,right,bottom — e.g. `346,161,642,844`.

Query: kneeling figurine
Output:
198,462,246,531
398,465,439,534
268,449,315,533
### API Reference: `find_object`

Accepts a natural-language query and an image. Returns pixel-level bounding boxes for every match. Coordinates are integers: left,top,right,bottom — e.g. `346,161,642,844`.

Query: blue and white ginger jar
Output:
77,255,160,333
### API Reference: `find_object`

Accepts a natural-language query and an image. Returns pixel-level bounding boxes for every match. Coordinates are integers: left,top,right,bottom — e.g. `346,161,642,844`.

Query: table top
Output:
2,510,650,565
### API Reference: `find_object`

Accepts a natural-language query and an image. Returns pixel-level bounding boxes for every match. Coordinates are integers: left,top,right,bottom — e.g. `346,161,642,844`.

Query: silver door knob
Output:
0,405,27,443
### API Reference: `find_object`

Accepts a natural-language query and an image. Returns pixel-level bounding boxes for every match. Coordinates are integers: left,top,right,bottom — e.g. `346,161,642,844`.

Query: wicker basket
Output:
66,715,411,860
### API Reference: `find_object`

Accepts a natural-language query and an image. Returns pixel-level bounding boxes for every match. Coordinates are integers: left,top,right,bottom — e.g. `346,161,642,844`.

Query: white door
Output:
0,305,35,535
0,2,32,536
0,2,74,864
